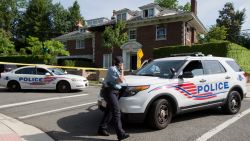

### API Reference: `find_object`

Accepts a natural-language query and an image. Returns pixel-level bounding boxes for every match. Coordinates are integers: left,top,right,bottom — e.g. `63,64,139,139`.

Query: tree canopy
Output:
216,2,246,43
0,28,16,55
103,21,128,51
154,0,191,11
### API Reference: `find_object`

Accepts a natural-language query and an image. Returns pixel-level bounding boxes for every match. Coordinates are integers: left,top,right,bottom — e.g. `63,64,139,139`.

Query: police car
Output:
0,65,89,92
98,53,248,129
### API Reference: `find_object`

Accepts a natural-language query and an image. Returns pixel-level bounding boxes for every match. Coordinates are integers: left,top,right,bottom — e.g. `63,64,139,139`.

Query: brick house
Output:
55,0,206,70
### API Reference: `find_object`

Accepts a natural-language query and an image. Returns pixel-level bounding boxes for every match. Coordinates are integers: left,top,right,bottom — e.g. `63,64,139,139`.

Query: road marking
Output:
196,108,250,141
18,102,97,119
0,94,88,109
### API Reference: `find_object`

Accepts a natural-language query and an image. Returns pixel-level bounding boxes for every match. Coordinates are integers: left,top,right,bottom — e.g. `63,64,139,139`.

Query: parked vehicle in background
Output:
0,65,89,92
0,64,17,73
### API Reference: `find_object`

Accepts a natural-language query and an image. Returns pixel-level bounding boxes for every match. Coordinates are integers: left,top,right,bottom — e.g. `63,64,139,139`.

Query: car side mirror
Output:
178,71,193,79
45,72,51,76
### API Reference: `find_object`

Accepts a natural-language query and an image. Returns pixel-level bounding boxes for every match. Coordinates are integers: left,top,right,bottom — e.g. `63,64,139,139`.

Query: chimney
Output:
111,10,116,20
191,0,197,15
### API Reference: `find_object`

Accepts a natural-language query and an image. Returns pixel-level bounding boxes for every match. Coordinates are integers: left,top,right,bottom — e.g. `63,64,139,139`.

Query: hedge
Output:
153,41,250,73
0,55,44,64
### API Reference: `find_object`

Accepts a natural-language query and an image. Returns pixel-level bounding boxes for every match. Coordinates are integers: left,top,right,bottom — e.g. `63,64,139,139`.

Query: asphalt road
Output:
0,86,250,141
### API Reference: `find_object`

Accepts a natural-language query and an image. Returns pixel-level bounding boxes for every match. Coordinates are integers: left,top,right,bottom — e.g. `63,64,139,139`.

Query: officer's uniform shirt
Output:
104,66,122,89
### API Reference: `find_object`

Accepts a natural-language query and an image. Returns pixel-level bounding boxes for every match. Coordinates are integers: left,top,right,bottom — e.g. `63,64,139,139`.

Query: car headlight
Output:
125,85,150,97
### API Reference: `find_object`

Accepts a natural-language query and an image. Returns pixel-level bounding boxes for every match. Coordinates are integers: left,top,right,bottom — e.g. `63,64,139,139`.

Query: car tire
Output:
7,81,21,92
223,91,241,115
57,81,71,93
147,99,173,130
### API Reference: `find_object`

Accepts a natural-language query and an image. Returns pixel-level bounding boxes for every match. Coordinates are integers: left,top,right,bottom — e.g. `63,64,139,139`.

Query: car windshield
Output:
48,68,66,75
136,60,186,78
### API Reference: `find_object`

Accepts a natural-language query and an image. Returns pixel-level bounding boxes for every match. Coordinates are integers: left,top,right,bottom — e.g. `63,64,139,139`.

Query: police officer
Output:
98,56,129,140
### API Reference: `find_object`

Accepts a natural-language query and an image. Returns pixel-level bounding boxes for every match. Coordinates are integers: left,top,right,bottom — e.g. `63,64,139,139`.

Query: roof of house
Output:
54,30,93,41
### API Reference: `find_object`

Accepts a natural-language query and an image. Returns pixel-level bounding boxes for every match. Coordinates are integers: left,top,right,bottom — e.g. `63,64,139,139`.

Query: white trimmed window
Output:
129,29,136,40
76,40,85,49
156,26,167,40
143,8,154,18
117,13,127,21
103,54,112,68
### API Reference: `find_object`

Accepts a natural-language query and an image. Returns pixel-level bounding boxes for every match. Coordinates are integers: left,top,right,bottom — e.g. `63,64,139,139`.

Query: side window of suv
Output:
183,60,204,76
203,60,226,74
15,68,36,75
226,60,242,72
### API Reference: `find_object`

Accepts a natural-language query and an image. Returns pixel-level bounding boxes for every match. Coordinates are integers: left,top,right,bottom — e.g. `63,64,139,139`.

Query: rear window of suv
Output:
226,61,242,72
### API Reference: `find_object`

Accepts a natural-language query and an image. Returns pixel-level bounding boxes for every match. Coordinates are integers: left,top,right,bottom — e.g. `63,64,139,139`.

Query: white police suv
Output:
0,65,89,92
98,53,248,129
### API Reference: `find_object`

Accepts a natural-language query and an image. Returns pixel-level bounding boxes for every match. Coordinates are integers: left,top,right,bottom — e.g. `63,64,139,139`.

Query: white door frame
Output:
121,41,142,70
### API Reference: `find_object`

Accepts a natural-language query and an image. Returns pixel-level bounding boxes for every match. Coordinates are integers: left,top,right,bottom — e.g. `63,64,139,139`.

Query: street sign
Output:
137,49,144,59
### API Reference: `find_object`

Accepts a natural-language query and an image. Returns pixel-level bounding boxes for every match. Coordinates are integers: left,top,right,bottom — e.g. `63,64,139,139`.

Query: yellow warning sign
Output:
137,49,144,59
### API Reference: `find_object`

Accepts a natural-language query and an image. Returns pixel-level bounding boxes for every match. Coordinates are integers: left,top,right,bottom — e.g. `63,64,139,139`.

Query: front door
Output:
130,54,137,71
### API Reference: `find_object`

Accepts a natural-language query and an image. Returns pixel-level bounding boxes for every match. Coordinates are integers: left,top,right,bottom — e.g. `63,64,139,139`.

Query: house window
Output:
103,54,112,68
117,13,127,21
129,29,136,40
149,8,154,17
156,26,167,40
143,8,154,18
76,40,85,49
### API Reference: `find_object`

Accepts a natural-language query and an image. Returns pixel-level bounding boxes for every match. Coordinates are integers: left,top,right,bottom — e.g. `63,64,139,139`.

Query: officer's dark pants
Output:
99,88,125,137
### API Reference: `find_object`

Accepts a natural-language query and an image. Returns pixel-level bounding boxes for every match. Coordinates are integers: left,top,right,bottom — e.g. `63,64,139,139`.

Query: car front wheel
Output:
57,81,71,93
147,99,173,130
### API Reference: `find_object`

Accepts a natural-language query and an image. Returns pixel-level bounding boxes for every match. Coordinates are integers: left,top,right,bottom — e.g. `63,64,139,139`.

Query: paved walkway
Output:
0,113,53,141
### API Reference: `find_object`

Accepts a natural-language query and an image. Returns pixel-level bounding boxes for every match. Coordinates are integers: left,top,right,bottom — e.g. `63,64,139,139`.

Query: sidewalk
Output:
0,113,53,141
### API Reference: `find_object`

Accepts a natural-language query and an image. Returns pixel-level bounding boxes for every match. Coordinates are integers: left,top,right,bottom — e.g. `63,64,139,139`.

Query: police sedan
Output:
0,65,89,92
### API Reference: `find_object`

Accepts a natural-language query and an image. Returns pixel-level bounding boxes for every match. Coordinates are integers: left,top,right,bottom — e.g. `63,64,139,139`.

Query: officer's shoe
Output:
97,129,110,136
118,133,130,140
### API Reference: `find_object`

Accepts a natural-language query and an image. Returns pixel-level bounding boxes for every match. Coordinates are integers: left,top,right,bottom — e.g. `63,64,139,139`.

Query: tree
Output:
216,2,246,43
20,0,53,41
103,21,128,53
0,29,16,55
51,3,71,36
155,0,191,11
205,25,228,41
26,36,69,64
68,1,84,31
0,0,27,36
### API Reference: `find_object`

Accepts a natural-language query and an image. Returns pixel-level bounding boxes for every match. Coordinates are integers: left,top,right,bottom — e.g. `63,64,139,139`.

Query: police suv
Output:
98,53,248,129
0,65,89,92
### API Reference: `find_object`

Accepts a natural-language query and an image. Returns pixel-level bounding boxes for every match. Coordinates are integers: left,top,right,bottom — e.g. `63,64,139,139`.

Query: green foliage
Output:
155,0,191,11
26,36,69,64
20,0,53,41
103,21,128,51
178,2,191,12
216,2,246,43
51,3,71,36
63,60,76,67
205,25,228,41
68,1,84,31
0,29,16,55
0,55,44,64
153,41,250,73
155,0,178,9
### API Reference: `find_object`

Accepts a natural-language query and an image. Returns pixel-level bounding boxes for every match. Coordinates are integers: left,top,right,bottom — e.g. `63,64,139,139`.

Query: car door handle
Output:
199,79,206,83
225,76,231,79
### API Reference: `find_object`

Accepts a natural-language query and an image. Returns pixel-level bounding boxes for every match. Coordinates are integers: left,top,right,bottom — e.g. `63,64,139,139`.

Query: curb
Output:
0,113,54,141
